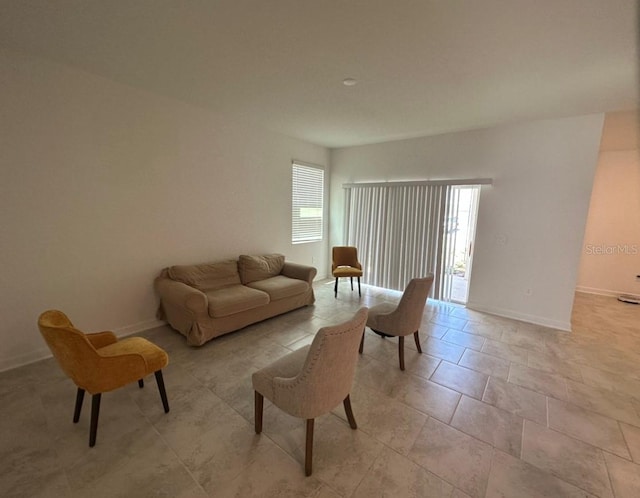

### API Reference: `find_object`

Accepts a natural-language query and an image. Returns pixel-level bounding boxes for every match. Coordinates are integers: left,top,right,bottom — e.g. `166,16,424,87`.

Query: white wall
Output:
577,110,640,296
0,48,329,371
330,115,604,330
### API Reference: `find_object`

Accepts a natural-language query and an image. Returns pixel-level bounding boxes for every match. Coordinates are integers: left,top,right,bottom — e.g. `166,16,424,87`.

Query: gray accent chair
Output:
360,275,434,370
252,308,369,476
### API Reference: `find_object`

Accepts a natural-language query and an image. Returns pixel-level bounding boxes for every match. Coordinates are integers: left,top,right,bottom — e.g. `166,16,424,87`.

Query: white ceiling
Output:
1,0,637,148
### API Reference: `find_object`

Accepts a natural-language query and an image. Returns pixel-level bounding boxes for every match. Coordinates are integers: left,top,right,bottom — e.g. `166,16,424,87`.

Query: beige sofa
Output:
155,254,317,346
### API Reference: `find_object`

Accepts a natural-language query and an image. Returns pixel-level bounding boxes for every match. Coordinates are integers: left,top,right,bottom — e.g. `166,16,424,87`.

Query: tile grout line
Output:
617,419,634,463
143,369,211,497
520,418,526,460
545,396,549,428
403,416,467,497
601,449,619,498
480,374,491,401
447,393,464,425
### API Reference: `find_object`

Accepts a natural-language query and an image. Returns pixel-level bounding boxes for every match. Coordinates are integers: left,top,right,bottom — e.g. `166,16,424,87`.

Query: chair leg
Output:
334,277,338,298
154,370,170,413
255,391,263,434
305,419,314,476
73,388,85,423
89,393,101,447
138,379,144,388
398,336,405,371
343,395,357,429
350,276,354,290
413,331,422,353
359,331,365,354
357,277,361,296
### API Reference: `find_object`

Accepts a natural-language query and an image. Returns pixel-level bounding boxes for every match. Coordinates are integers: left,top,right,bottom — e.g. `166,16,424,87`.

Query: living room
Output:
1,1,639,496
2,0,637,372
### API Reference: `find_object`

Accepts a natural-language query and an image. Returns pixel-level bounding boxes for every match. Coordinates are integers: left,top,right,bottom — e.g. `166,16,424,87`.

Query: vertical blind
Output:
292,162,324,244
344,183,450,298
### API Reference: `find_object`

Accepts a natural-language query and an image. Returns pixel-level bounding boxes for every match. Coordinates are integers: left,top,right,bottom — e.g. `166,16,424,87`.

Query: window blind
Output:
292,163,324,244
344,183,448,296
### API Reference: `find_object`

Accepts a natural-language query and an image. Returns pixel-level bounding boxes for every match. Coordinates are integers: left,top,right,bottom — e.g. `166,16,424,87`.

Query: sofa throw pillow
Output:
238,254,285,284
168,259,241,291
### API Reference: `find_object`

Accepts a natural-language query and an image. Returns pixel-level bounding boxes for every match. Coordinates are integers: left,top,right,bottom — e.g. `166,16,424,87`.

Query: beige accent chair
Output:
360,275,434,370
332,246,363,298
38,310,170,447
252,308,368,476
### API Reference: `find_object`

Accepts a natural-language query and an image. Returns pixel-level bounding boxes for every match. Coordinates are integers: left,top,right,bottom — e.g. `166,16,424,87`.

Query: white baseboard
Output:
113,318,167,338
575,286,634,298
0,347,53,374
0,318,167,374
465,301,572,332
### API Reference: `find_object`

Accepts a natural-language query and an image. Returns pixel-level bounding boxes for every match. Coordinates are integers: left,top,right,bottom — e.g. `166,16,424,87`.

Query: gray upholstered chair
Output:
360,275,434,370
252,308,368,476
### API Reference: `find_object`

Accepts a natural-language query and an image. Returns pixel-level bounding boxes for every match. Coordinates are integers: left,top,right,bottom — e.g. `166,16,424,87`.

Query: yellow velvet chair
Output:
332,246,363,298
360,275,434,370
37,310,170,447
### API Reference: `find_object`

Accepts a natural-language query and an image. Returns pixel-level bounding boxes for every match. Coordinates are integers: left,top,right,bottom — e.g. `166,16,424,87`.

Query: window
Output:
292,162,324,244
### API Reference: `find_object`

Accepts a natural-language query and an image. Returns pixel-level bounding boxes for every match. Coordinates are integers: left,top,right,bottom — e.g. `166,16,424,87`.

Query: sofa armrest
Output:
281,262,317,284
155,278,208,314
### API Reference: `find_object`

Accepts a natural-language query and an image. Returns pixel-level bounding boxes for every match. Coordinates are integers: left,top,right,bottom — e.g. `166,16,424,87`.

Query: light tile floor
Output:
2,282,640,497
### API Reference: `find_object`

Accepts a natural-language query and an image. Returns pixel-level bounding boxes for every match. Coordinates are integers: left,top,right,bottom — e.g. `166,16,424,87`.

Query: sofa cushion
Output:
246,276,310,301
168,260,240,291
238,254,285,284
205,285,269,318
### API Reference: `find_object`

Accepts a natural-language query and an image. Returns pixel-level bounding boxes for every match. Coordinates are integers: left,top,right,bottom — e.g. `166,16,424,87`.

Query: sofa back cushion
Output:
238,254,285,284
168,259,241,291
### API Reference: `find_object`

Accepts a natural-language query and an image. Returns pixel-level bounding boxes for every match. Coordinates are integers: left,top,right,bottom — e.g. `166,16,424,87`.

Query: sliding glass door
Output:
343,181,484,302
440,185,481,304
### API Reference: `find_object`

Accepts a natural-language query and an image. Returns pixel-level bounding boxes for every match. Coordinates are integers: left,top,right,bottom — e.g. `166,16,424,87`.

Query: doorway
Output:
441,185,481,304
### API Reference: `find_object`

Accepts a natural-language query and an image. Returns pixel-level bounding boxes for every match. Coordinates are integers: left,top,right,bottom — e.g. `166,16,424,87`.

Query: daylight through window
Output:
292,162,324,244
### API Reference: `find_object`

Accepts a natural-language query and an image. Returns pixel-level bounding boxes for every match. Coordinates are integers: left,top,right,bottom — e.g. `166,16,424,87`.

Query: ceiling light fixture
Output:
342,78,357,87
